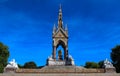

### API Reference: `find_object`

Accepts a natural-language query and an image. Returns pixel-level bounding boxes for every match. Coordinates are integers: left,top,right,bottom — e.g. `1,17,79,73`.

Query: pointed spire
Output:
65,24,68,34
53,24,56,34
53,23,56,30
65,24,68,31
58,4,63,28
59,4,62,13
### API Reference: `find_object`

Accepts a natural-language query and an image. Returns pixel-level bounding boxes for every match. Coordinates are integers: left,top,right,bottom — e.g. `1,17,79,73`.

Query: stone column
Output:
64,46,68,60
53,46,56,60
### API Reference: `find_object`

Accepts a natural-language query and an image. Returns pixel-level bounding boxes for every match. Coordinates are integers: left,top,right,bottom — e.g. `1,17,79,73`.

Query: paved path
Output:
1,73,120,76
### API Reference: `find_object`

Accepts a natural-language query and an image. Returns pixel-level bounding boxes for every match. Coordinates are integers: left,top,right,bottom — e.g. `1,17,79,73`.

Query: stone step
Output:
15,66,105,73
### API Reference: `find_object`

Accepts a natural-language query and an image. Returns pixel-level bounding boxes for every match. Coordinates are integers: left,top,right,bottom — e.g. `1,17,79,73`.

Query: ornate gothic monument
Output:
3,5,116,74
47,5,74,66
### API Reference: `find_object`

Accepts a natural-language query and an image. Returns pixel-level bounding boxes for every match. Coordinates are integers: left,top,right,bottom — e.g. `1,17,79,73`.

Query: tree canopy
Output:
0,42,9,73
84,62,99,68
23,61,37,69
111,45,120,73
18,64,24,68
98,60,104,68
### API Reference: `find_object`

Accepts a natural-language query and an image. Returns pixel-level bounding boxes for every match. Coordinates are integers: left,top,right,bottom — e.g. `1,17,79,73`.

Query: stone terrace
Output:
1,73,120,76
15,66,105,73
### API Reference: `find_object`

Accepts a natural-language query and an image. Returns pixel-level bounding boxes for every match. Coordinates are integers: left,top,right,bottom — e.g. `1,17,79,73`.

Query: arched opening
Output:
56,45,64,60
56,40,66,61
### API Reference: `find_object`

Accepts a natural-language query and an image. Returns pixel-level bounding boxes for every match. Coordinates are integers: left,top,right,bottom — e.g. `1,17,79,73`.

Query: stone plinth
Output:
105,68,116,73
47,55,75,66
47,60,65,66
4,68,17,73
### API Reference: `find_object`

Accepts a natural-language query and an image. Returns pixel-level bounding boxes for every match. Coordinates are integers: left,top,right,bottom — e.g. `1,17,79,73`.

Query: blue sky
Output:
0,0,120,66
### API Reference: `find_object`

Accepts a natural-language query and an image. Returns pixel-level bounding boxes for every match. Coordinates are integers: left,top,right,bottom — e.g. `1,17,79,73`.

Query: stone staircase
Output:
40,66,77,73
40,66,104,73
16,66,105,73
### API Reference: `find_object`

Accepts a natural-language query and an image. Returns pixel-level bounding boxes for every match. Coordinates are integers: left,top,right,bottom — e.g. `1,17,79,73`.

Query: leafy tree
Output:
0,64,4,73
18,64,23,68
23,61,37,69
98,60,104,68
0,42,9,73
85,62,99,68
111,45,120,73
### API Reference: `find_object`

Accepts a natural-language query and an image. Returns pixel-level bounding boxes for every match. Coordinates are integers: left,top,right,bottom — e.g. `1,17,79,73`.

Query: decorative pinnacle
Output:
65,24,68,30
58,4,63,28
59,4,62,12
53,24,56,34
